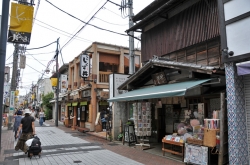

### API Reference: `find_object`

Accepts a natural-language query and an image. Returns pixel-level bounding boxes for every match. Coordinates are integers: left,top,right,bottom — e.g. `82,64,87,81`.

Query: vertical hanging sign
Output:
60,74,68,93
8,2,34,44
10,91,15,114
80,54,90,78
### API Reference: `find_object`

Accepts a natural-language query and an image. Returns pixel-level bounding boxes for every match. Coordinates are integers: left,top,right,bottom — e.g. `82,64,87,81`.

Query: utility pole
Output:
9,0,28,130
128,0,135,74
55,38,60,127
0,0,10,148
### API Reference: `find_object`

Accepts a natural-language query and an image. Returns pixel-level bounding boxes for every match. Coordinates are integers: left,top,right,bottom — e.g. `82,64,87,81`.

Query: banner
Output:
80,54,90,78
60,74,68,93
10,91,15,113
3,83,10,104
8,2,34,44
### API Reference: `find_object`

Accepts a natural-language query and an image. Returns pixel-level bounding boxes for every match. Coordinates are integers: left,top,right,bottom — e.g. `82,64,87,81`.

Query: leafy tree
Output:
41,92,54,120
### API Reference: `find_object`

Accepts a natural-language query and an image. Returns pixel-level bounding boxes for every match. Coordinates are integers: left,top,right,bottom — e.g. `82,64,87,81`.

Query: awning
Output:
67,103,72,106
80,101,87,106
108,79,210,102
236,61,250,76
72,102,78,106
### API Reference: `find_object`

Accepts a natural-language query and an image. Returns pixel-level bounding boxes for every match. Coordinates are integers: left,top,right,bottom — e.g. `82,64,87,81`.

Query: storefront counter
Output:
162,138,184,160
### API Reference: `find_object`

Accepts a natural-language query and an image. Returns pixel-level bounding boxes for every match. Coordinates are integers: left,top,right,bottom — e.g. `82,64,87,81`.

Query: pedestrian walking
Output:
100,109,107,131
15,109,36,153
13,110,23,140
39,109,45,126
30,109,36,119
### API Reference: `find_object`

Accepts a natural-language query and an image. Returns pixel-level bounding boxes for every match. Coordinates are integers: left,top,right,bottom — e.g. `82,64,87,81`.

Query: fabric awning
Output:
108,79,210,102
67,103,72,106
236,61,250,76
80,101,87,106
72,102,78,106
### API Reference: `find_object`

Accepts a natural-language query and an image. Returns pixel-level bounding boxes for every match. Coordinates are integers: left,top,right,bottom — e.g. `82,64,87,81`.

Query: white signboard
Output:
60,74,68,93
80,54,90,78
109,73,129,100
114,74,129,97
10,91,15,113
3,83,10,104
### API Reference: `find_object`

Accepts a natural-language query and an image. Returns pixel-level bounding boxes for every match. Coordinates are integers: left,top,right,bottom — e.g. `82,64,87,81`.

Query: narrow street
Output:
0,120,184,165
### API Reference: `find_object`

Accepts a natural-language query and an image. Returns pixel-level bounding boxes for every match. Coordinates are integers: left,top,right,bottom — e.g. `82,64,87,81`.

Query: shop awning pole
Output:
218,92,225,165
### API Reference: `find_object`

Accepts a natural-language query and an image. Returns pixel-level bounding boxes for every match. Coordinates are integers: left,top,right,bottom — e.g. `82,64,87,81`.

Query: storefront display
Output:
133,102,152,137
184,143,208,165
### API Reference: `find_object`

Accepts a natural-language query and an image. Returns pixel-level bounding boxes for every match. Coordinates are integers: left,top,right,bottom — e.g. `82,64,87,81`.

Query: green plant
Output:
118,133,123,139
42,92,54,120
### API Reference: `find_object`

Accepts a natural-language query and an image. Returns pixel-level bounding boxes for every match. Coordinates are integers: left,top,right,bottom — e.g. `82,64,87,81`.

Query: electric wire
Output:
26,41,57,50
94,17,128,26
34,19,93,43
45,0,128,51
26,51,47,67
6,54,13,61
26,64,50,77
50,0,109,50
107,0,121,7
25,51,55,56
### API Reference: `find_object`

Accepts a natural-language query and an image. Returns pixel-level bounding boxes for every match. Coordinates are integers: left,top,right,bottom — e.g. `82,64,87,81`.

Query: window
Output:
80,106,86,121
68,106,73,117
124,54,140,74
99,53,119,73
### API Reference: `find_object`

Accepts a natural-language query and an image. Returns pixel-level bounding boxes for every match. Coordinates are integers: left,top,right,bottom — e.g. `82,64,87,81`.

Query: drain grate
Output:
107,143,119,146
73,160,82,163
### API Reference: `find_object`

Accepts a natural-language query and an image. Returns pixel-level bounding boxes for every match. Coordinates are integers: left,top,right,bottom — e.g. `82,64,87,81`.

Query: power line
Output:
94,17,128,26
47,0,109,50
26,64,50,77
25,51,55,56
45,0,128,51
34,19,93,43
5,54,13,61
26,41,57,50
27,52,47,67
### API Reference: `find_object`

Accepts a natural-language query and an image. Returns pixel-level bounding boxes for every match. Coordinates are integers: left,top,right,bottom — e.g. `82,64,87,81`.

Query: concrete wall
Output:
112,102,129,140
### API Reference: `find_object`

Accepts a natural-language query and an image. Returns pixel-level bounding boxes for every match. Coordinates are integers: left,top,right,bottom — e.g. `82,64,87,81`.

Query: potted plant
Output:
117,133,123,141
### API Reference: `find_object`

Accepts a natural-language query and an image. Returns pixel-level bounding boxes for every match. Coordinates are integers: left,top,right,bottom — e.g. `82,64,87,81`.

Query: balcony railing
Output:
99,71,112,83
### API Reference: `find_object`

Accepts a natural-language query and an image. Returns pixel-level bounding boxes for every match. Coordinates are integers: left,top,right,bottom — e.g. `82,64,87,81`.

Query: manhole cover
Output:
73,160,82,163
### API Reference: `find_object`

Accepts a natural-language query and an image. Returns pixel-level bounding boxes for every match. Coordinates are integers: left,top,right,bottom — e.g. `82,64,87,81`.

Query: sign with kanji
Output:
8,3,34,44
80,54,90,78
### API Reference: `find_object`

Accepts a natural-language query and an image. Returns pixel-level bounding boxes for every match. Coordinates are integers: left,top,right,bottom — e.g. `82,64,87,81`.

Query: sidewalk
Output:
0,120,184,165
46,120,184,165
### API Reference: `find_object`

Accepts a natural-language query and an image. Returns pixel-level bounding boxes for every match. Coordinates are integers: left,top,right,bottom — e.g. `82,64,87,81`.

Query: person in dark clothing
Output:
15,109,36,153
13,110,23,140
100,109,107,131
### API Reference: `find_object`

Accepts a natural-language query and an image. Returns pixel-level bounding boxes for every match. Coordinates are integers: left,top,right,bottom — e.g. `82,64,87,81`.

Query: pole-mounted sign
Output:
80,54,90,78
8,2,34,44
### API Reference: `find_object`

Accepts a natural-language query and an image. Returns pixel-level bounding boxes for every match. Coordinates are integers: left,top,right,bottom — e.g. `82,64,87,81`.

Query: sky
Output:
2,0,153,95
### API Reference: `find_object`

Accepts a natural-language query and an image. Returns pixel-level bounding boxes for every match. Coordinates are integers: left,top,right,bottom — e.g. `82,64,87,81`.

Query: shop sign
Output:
80,54,90,78
9,91,15,114
8,3,34,44
109,74,129,99
100,91,109,99
60,74,68,93
77,107,80,120
82,89,91,97
152,72,168,85
61,103,65,122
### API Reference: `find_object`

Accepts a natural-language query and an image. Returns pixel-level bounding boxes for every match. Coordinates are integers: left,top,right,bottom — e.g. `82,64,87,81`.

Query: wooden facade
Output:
141,0,220,66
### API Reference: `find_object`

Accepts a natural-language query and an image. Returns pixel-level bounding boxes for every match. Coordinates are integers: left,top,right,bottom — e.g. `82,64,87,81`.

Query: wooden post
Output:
218,92,225,165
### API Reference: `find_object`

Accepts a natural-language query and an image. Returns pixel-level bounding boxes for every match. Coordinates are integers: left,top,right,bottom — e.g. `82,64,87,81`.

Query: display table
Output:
162,138,184,160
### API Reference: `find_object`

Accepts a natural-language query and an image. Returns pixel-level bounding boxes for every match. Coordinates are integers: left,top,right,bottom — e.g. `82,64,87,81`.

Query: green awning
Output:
80,101,87,106
99,101,108,105
72,102,78,106
108,79,210,102
67,103,71,106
